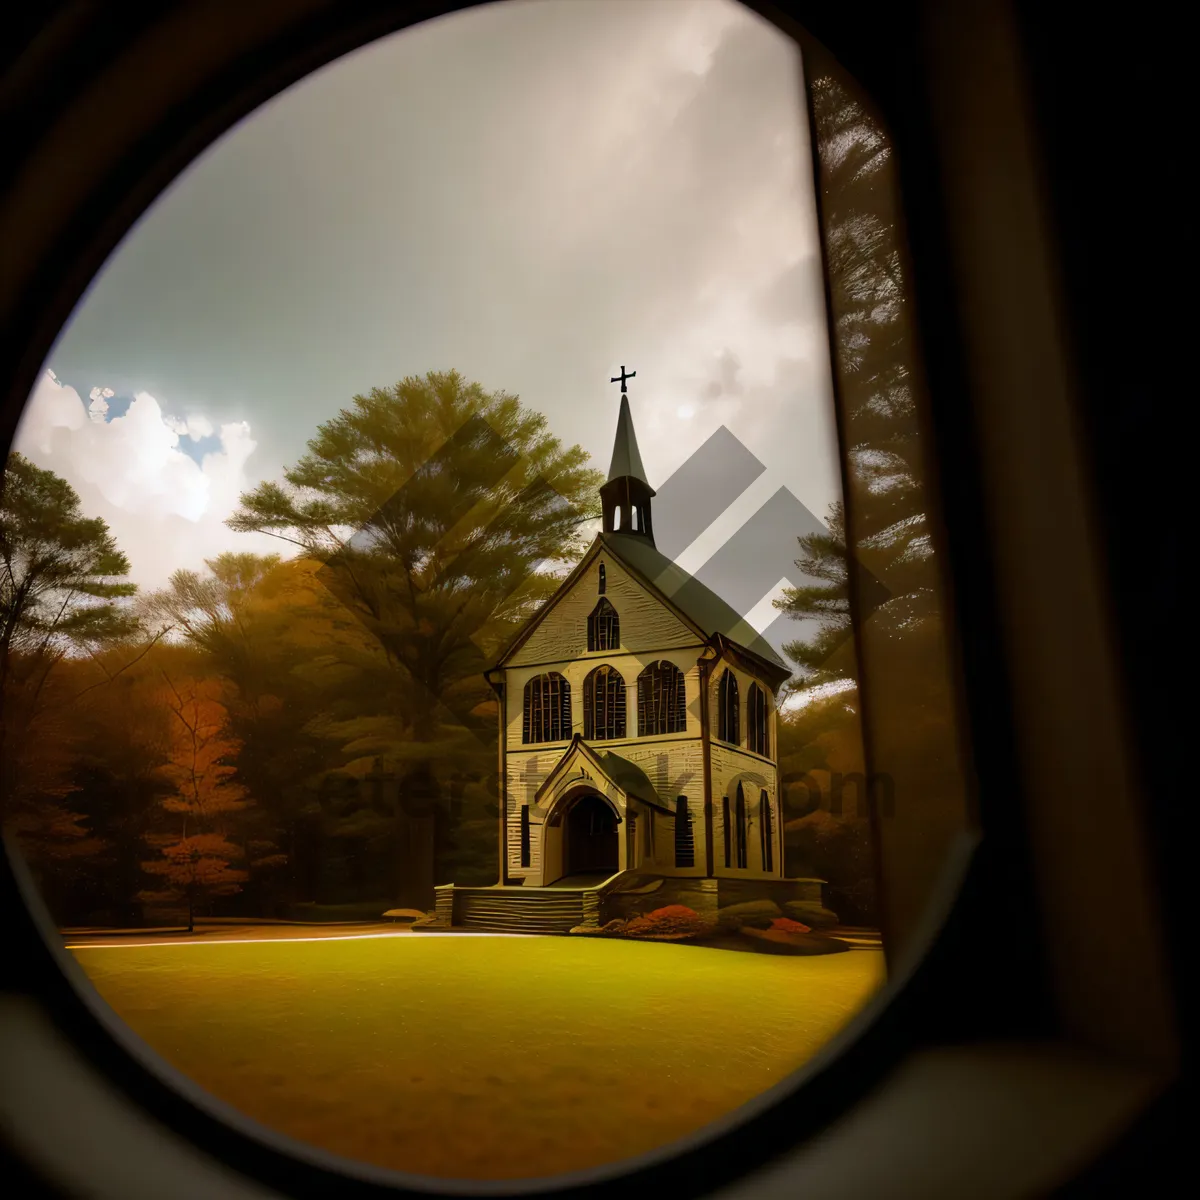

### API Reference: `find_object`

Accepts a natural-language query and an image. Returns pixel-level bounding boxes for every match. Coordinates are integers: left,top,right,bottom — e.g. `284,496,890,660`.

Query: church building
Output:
431,373,821,933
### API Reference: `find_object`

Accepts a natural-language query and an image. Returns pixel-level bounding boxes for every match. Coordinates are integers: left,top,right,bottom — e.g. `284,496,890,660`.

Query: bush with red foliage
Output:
770,916,812,934
621,904,714,940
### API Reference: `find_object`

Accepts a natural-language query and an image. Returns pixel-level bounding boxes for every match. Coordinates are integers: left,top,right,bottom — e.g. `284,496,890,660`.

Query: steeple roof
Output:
606,394,654,492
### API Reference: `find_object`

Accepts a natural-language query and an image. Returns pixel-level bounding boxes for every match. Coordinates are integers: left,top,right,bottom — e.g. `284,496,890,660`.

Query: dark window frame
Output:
722,795,732,869
582,664,626,741
636,659,687,736
0,5,1181,1200
522,671,572,744
519,804,531,867
586,597,620,652
746,682,769,757
760,789,773,873
674,796,694,868
735,783,748,870
717,668,739,744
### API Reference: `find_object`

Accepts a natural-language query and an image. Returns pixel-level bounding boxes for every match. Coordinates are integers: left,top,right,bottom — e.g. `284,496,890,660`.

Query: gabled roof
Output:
606,395,654,491
533,734,674,816
599,533,790,676
595,748,670,812
494,531,792,685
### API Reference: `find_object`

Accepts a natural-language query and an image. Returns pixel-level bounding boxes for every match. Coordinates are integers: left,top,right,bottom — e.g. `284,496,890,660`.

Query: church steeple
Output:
601,366,655,544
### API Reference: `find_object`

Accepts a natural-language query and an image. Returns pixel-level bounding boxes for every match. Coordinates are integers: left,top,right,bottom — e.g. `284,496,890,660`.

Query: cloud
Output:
164,413,215,440
702,348,745,400
13,370,282,588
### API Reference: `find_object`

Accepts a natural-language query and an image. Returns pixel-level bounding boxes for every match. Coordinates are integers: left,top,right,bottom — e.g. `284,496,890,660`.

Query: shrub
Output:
716,899,782,930
770,916,812,934
622,904,714,940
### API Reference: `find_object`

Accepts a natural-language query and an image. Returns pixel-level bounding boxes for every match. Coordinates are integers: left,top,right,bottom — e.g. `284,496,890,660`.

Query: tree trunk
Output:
395,765,437,911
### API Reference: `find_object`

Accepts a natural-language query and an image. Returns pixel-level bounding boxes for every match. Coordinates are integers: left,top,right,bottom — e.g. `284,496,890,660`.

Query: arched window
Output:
722,795,732,868
587,598,619,651
522,672,571,744
760,789,773,873
674,796,694,868
637,660,686,735
519,804,531,868
717,669,739,743
735,783,748,869
598,563,606,594
747,682,769,757
583,664,625,740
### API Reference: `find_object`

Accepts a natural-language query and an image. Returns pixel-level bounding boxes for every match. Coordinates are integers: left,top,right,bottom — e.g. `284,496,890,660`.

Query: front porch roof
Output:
533,734,675,816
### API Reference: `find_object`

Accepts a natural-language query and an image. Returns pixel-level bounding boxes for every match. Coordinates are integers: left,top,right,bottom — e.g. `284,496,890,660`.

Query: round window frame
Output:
0,2,1004,1197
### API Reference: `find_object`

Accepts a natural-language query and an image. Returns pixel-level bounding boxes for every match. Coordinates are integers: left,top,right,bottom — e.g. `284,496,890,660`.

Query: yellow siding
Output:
507,552,698,667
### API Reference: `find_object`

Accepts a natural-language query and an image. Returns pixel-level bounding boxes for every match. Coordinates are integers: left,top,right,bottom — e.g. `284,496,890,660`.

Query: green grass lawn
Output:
72,935,884,1181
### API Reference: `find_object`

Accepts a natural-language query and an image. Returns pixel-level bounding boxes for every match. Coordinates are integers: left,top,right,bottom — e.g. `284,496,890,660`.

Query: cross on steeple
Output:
609,365,636,393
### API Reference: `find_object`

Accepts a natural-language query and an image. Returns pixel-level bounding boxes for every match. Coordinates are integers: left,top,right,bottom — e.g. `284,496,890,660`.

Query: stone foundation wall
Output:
599,877,717,925
597,875,826,925
715,877,825,909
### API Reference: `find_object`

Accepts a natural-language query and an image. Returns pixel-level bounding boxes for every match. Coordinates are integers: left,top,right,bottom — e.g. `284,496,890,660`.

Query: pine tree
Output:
228,371,602,907
1,452,140,875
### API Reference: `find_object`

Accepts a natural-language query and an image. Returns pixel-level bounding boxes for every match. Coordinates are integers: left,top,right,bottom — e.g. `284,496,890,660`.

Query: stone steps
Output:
456,891,586,934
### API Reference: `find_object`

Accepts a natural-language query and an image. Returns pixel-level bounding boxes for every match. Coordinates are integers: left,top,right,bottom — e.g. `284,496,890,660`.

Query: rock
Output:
716,899,783,929
408,915,444,929
610,875,664,895
382,908,427,923
739,926,851,955
783,901,841,929
569,919,626,936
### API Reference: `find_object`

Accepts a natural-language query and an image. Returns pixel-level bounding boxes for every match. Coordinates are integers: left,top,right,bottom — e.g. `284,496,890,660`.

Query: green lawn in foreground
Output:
72,935,884,1181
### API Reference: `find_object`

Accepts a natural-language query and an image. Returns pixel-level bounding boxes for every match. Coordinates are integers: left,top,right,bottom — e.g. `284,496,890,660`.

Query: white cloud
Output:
13,370,284,588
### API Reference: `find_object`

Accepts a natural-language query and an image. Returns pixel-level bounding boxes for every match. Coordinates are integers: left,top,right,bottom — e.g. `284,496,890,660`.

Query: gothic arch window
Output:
760,789,774,873
587,598,620,651
723,795,732,868
598,563,606,594
583,664,626,740
637,660,686,736
735,783,748,869
747,682,769,757
523,672,571,744
717,669,739,743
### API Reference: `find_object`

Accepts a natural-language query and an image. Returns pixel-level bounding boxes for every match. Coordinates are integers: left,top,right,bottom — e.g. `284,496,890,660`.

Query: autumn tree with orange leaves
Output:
139,676,270,931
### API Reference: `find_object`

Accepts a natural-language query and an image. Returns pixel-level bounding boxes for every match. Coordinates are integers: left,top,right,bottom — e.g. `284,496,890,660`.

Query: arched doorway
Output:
565,793,619,876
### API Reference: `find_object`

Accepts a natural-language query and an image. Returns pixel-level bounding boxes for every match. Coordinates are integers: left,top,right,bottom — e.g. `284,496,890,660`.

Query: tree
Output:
774,58,970,936
139,833,249,934
0,452,141,878
1,453,139,684
777,501,853,687
143,553,380,912
228,371,602,907
138,675,253,930
777,694,876,925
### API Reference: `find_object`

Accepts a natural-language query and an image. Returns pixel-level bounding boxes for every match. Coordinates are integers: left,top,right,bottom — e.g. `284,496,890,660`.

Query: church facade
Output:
431,382,820,932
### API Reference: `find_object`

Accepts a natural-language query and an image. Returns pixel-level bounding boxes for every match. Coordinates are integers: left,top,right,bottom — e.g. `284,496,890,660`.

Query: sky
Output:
14,0,841,661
